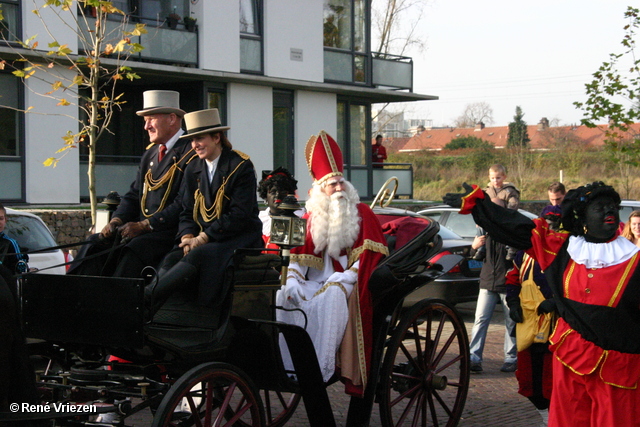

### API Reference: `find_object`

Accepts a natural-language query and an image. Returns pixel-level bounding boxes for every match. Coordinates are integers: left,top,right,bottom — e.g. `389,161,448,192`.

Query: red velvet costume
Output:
459,185,640,427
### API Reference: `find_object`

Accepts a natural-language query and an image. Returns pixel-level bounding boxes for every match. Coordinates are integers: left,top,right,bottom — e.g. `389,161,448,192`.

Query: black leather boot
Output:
144,262,198,320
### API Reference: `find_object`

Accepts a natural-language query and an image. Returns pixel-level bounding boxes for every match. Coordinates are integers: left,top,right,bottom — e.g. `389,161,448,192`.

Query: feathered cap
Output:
305,131,343,185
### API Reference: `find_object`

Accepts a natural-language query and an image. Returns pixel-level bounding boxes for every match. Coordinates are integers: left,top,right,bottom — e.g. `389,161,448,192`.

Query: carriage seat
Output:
146,251,282,352
153,249,282,329
368,216,442,298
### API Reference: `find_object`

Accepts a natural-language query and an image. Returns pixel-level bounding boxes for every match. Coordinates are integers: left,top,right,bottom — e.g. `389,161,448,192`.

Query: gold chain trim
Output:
192,152,247,232
140,149,196,218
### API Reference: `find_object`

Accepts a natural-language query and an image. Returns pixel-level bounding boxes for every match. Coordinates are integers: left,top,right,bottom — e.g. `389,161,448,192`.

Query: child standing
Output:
474,164,520,261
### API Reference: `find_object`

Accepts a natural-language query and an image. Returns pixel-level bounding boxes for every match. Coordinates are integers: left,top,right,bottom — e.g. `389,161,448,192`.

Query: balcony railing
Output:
372,52,413,91
323,49,413,91
79,16,198,66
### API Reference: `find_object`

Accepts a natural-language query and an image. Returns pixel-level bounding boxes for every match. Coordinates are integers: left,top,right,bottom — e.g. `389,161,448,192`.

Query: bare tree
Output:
372,0,430,57
453,102,494,128
0,0,145,225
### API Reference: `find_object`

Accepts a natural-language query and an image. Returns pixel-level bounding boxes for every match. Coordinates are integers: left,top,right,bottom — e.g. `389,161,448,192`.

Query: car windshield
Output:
437,224,463,240
5,214,57,252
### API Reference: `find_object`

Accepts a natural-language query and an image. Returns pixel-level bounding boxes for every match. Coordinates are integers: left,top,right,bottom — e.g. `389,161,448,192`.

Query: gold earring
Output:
583,225,588,234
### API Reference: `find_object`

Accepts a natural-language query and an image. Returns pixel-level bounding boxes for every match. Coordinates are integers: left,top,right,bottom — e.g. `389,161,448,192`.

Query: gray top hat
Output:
180,109,230,138
136,90,186,116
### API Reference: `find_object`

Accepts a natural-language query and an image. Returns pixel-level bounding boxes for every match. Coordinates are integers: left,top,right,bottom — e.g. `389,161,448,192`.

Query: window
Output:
240,0,262,74
208,87,227,124
337,99,371,197
0,71,23,200
273,90,294,173
0,73,19,156
139,0,190,24
323,0,369,85
0,0,20,42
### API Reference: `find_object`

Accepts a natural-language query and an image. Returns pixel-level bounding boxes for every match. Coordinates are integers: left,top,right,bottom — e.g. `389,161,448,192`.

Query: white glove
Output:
325,269,358,286
284,281,305,306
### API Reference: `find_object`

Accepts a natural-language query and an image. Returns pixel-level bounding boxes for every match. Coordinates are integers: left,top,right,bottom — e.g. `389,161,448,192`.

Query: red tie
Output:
158,145,167,162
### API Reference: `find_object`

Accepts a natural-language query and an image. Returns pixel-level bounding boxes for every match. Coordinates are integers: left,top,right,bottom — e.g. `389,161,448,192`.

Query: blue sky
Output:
399,0,635,128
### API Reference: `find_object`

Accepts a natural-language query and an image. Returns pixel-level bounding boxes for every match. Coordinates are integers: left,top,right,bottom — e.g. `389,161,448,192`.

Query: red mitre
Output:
305,131,343,185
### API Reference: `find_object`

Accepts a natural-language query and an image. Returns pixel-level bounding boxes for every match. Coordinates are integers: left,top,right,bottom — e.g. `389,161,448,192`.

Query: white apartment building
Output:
0,0,436,203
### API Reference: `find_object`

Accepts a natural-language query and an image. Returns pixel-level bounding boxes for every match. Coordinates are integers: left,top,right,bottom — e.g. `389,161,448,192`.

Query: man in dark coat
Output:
69,90,196,277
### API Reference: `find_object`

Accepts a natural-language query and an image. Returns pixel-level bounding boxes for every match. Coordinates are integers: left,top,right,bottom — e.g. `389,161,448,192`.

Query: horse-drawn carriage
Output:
4,182,471,427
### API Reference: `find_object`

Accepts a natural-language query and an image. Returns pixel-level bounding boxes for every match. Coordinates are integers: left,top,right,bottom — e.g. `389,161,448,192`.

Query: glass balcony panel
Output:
372,57,412,90
324,50,352,82
79,17,197,65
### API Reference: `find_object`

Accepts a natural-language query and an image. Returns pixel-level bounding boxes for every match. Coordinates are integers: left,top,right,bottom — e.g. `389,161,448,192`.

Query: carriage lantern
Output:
269,194,307,285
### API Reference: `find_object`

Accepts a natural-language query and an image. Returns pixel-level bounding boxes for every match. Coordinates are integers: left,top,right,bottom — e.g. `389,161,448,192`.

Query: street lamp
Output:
268,195,307,285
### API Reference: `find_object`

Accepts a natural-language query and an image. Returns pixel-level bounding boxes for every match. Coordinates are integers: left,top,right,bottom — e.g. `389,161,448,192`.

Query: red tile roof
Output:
398,123,640,152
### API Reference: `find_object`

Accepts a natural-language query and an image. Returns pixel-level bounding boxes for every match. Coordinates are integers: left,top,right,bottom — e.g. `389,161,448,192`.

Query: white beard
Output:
306,181,361,259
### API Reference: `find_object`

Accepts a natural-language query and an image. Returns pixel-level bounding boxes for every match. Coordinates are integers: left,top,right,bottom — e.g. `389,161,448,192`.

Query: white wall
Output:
24,67,80,204
226,83,273,180
22,0,78,54
196,0,239,73
294,91,337,198
263,0,324,82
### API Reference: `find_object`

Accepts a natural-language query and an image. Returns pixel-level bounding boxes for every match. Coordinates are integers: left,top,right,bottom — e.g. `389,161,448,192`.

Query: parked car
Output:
417,205,538,241
373,207,481,305
4,208,66,274
620,201,640,224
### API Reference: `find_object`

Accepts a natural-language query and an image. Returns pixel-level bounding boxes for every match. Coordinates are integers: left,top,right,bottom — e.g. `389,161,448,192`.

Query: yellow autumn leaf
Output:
113,39,127,53
103,44,114,56
57,98,70,106
43,157,58,167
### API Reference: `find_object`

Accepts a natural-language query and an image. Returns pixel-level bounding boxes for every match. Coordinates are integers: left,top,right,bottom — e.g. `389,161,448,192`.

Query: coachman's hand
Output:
101,217,123,239
119,219,151,240
443,182,474,208
179,232,209,255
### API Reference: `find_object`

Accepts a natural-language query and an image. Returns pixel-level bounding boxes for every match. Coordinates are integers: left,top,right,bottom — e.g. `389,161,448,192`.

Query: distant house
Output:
398,119,640,152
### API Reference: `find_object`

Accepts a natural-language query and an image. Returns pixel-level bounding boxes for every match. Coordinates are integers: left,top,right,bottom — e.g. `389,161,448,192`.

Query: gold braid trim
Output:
352,283,367,387
313,281,348,299
193,156,247,232
140,149,197,218
234,150,250,160
290,253,324,271
348,239,389,267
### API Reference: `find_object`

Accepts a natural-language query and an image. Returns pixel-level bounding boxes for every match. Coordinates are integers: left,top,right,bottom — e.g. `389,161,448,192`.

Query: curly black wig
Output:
258,167,298,200
560,181,621,236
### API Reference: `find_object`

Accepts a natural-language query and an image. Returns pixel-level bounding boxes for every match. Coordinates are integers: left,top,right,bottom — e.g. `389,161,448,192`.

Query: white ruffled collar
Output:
567,235,639,269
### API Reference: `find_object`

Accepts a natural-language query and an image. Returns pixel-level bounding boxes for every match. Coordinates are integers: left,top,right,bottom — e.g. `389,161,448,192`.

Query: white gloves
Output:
325,269,358,286
284,280,305,306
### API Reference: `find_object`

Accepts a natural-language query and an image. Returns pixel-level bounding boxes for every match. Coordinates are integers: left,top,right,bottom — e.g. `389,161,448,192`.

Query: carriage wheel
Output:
378,299,470,427
152,362,265,427
261,390,301,427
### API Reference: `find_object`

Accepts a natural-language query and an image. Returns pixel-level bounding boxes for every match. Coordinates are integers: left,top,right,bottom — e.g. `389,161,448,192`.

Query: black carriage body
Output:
20,273,145,348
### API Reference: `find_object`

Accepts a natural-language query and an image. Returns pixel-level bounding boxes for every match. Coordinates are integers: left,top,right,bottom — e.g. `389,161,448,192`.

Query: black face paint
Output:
584,196,620,243
266,185,289,216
